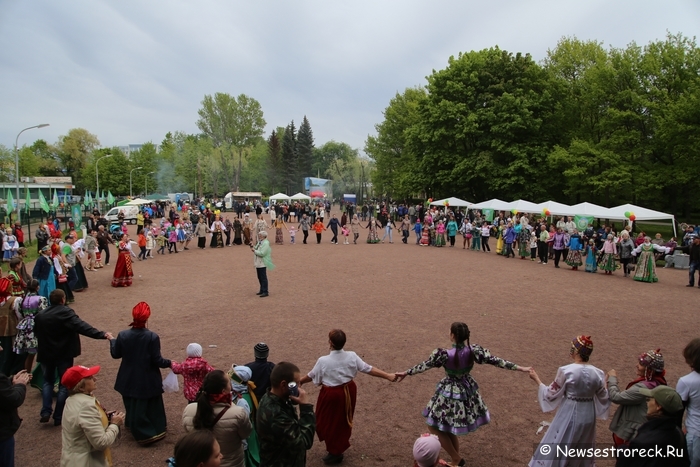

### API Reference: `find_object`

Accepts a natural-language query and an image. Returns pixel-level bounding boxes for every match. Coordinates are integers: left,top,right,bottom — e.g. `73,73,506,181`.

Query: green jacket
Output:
256,392,315,467
253,239,275,270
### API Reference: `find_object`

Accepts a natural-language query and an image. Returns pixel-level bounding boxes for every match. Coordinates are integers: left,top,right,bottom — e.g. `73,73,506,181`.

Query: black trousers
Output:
554,249,563,266
538,241,548,263
448,235,455,246
98,244,110,265
482,237,491,251
331,229,338,243
303,230,309,244
531,247,537,259
198,237,206,248
256,267,268,293
225,230,231,245
316,233,322,244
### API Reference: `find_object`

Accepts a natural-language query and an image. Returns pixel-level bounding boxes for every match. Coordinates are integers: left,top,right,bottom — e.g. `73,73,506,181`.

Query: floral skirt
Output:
633,251,658,282
367,229,380,243
423,376,490,436
13,315,37,354
275,228,284,244
435,233,446,247
111,252,133,287
599,253,616,271
565,250,583,267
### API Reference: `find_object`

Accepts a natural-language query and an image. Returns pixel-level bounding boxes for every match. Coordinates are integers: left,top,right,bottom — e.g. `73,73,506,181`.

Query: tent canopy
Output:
269,193,291,201
504,199,541,213
471,198,511,211
568,202,617,219
535,200,573,216
608,203,674,221
290,192,311,200
126,198,150,205
430,197,473,208
145,193,169,201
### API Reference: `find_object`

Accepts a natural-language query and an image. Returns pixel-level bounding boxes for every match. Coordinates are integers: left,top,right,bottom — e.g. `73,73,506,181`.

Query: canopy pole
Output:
673,216,677,239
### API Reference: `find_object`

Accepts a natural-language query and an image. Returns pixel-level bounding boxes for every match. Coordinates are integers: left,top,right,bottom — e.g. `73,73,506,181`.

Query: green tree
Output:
56,128,100,192
267,130,283,193
0,145,14,182
196,93,266,191
365,87,426,199
297,116,315,179
281,121,297,194
82,148,131,195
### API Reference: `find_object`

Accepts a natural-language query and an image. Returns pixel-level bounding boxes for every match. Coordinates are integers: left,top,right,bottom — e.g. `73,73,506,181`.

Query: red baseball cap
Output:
61,365,100,390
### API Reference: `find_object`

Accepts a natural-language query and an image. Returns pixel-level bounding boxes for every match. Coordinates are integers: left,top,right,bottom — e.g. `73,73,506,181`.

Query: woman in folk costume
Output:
210,215,226,248
632,236,671,283
13,279,48,373
242,214,253,245
32,245,56,299
300,329,397,466
528,336,610,467
565,228,584,270
111,234,137,288
598,233,618,274
365,217,381,244
607,349,667,447
52,241,74,303
253,214,268,245
435,220,446,247
272,217,287,245
228,365,262,467
395,323,531,467
518,218,531,259
3,228,18,261
233,217,243,245
419,220,431,246
495,221,505,254
110,302,172,445
584,239,598,273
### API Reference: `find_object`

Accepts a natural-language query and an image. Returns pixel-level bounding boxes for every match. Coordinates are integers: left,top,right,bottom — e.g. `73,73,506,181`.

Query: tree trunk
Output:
236,148,242,192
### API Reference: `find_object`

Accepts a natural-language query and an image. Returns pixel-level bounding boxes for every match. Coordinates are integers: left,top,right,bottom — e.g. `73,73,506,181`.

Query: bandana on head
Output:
571,335,594,359
130,302,151,328
639,349,665,372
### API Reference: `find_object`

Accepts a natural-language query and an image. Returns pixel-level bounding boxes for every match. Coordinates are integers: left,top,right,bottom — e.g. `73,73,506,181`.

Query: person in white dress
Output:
528,335,610,467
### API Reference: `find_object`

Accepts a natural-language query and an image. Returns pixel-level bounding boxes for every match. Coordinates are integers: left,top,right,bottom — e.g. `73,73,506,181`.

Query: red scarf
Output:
626,370,667,390
208,392,232,405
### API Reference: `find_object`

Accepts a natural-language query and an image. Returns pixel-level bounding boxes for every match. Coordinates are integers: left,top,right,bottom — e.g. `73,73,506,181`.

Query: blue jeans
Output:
690,261,700,286
688,433,700,467
41,359,73,422
381,226,393,242
256,267,268,294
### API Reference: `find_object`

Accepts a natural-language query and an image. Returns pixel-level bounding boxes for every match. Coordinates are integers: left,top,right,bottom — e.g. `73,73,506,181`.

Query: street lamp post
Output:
129,167,143,198
95,154,114,213
145,172,155,197
14,124,49,223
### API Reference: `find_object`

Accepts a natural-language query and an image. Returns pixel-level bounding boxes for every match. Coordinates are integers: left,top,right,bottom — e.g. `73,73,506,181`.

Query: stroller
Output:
110,224,124,242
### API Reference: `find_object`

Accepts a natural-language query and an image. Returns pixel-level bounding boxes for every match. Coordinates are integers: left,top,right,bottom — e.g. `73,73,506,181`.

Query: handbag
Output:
58,274,68,283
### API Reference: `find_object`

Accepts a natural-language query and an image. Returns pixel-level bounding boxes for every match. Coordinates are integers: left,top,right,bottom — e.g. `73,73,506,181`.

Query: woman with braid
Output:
395,322,531,467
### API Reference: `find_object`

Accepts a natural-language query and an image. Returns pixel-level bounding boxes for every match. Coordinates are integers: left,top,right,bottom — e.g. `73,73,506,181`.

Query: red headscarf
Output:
130,302,151,328
0,277,12,300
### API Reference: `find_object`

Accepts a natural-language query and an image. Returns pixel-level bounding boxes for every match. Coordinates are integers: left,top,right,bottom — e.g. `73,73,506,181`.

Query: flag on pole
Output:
52,189,59,209
24,188,30,213
84,190,89,207
39,190,50,213
87,191,93,205
102,190,105,201
6,189,14,212
574,215,594,231
63,190,69,207
107,191,115,205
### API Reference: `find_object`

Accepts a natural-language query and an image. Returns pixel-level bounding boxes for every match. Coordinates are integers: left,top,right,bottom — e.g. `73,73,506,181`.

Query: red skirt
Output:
111,251,133,287
316,380,357,455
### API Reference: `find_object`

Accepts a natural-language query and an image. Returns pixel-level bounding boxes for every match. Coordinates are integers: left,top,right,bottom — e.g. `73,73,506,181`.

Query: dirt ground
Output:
12,219,698,466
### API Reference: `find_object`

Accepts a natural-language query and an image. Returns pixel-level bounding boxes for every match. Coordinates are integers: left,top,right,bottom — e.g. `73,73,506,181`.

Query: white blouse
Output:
308,349,372,387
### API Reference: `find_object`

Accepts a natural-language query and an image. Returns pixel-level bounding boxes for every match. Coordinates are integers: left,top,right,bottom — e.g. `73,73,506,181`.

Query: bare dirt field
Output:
13,220,698,466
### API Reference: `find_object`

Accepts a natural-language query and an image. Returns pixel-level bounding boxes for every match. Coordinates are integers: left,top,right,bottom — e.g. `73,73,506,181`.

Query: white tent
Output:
290,192,311,200
430,197,473,208
534,200,573,216
269,193,291,201
504,199,541,213
568,202,617,219
126,198,150,205
609,203,677,236
471,198,511,211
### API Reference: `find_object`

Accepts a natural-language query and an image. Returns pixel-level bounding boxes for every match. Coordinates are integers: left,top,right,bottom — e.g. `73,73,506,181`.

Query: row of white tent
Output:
269,192,312,201
429,197,677,236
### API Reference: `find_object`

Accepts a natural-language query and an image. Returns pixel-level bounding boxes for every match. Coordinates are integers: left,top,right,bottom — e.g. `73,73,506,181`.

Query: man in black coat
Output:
34,289,112,426
0,369,30,467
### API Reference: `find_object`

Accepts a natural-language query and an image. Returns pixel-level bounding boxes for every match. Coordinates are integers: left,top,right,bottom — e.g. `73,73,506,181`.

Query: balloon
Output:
624,211,631,218
542,208,548,215
511,209,518,215
445,202,450,207
629,214,636,221
443,200,448,206
545,209,551,216
428,198,433,203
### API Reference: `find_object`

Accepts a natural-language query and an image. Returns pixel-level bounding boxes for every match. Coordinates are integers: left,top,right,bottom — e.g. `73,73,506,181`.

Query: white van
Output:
105,206,139,224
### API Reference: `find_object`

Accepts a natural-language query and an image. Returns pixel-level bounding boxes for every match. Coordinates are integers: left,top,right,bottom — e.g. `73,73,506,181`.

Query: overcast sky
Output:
1,1,698,155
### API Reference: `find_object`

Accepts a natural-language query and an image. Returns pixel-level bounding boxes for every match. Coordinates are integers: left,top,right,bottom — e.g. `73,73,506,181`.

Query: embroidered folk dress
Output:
529,363,610,467
632,243,670,283
406,344,519,435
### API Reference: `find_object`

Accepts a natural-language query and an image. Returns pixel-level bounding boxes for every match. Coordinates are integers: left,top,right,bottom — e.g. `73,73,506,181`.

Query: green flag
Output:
574,215,593,231
52,189,59,208
6,189,14,213
63,190,69,207
102,190,105,201
482,208,494,222
25,188,30,213
84,190,89,207
107,191,115,205
39,190,49,213
87,191,92,204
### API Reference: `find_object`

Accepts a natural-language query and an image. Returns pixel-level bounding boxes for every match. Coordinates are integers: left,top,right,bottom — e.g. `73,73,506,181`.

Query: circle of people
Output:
1,289,698,467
